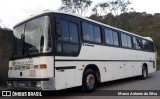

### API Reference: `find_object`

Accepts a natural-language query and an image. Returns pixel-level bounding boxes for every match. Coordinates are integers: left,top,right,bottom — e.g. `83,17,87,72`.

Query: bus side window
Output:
69,22,79,43
56,43,62,52
112,31,119,46
133,37,136,49
142,39,154,51
142,39,149,50
56,19,79,55
121,33,132,48
104,29,113,45
148,41,154,52
93,26,102,43
82,22,94,42
126,35,132,48
58,20,69,41
121,33,128,47
133,37,142,49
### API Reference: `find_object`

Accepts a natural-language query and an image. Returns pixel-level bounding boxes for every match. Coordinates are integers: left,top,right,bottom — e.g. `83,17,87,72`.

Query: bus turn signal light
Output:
40,64,47,69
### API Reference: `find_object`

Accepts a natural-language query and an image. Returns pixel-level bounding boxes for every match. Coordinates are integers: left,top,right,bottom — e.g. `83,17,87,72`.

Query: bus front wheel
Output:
82,69,97,92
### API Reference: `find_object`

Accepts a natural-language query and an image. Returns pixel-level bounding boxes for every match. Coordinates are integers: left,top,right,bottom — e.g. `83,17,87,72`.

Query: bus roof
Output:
14,10,153,41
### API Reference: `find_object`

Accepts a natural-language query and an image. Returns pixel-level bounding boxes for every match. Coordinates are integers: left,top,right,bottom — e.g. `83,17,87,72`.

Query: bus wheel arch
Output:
141,63,148,80
81,64,101,92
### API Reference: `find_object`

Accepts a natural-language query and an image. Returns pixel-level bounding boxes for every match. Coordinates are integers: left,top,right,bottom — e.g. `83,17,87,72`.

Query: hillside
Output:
89,12,160,69
0,28,13,85
89,12,160,56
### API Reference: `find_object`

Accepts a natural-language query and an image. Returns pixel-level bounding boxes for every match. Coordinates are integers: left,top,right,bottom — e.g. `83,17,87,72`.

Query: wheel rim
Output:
86,74,95,89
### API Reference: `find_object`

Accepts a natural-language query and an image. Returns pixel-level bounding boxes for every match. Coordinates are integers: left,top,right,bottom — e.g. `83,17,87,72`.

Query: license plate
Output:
18,82,25,87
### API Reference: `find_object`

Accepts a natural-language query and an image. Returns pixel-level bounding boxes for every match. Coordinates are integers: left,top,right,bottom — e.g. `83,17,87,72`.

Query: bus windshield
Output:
12,16,51,58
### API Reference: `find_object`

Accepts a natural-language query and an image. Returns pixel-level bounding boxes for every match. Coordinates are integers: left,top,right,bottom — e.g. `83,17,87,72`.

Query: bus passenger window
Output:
121,33,132,48
93,26,102,43
142,39,154,51
105,29,113,45
69,22,78,43
56,43,62,52
58,20,69,41
133,37,142,49
82,22,94,42
121,33,127,47
56,20,80,56
112,31,119,46
126,35,132,48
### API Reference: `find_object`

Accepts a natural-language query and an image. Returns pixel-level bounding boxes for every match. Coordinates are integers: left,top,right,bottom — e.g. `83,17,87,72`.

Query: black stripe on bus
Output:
55,66,76,70
55,59,155,62
7,78,50,81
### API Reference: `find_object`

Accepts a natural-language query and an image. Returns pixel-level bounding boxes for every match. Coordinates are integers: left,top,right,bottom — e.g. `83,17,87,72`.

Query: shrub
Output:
157,56,160,70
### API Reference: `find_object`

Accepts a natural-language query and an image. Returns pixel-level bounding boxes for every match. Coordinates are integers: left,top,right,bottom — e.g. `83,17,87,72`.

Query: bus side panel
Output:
54,61,77,90
77,44,106,83
146,52,157,73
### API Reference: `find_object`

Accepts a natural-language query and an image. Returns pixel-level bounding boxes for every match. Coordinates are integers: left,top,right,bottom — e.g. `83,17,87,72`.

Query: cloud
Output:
0,0,160,29
0,0,61,29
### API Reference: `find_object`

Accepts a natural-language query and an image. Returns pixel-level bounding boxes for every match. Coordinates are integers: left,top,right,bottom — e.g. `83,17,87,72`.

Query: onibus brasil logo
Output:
1,91,42,96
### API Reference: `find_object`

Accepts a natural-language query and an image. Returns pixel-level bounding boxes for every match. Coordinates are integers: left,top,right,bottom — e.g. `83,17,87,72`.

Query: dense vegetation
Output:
89,12,160,69
0,28,13,85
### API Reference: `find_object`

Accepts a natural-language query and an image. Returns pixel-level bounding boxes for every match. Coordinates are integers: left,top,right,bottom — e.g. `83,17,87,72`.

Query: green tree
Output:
92,0,133,16
92,2,110,16
58,0,92,16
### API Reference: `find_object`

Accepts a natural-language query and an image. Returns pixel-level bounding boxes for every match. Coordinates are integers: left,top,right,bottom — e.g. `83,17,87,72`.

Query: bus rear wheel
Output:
141,66,148,80
82,69,97,92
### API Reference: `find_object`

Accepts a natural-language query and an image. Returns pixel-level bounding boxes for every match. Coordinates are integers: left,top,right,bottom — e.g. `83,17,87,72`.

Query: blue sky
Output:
0,0,160,29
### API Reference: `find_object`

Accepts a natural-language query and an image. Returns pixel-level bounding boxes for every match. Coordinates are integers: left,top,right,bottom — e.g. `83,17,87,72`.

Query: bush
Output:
157,56,160,70
0,77,6,86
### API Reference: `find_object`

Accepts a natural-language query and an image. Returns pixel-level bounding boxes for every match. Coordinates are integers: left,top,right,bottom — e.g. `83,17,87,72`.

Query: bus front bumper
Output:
7,78,56,90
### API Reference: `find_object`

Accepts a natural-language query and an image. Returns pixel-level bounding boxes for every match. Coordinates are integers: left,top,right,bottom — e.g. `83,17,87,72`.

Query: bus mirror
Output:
40,35,44,52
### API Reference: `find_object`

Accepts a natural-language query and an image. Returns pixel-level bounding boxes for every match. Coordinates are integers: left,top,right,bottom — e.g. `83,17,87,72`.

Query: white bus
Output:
8,11,156,92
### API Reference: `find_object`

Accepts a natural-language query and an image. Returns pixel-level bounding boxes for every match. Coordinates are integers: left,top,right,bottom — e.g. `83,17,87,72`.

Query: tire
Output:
82,69,97,92
141,66,148,80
